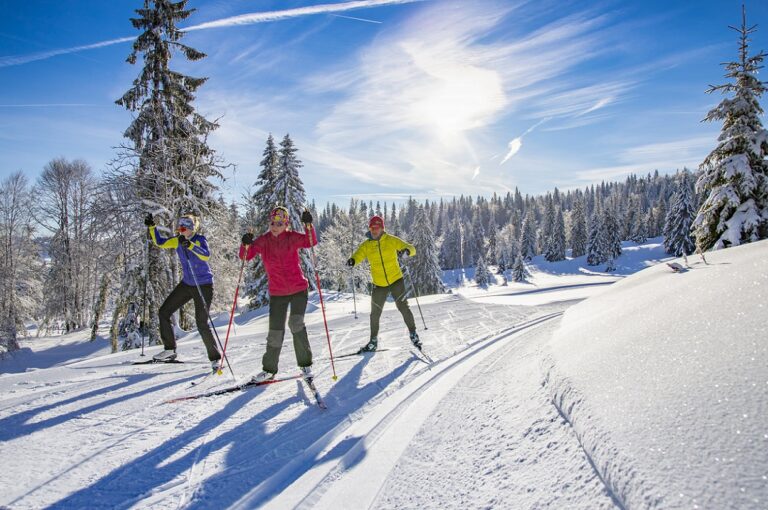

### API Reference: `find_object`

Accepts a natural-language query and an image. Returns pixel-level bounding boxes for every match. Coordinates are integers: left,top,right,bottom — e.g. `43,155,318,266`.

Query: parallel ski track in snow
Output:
229,311,564,510
3,362,228,508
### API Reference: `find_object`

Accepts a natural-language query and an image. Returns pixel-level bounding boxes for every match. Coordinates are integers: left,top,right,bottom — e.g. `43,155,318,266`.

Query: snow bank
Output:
546,240,768,509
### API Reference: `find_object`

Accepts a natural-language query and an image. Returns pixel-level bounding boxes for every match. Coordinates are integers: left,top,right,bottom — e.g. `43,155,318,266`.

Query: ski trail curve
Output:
230,312,562,510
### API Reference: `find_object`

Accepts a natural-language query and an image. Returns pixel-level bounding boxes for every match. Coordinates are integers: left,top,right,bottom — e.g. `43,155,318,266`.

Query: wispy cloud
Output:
500,117,550,164
0,103,102,108
0,0,422,68
184,0,422,31
305,0,638,196
330,14,383,24
574,136,714,183
0,37,134,68
618,136,714,164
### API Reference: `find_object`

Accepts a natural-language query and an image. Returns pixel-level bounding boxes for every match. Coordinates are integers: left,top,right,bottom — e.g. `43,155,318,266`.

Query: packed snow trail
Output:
243,312,572,509
246,313,615,509
2,295,564,509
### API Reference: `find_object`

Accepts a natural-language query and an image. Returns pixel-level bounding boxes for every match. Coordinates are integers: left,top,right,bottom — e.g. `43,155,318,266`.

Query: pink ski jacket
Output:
239,227,318,296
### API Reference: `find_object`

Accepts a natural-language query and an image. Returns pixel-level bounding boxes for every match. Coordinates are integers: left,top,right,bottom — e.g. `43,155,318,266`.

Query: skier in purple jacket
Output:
145,213,221,370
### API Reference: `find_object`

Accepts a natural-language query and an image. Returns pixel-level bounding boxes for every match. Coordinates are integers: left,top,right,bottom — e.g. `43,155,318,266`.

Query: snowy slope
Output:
547,239,768,509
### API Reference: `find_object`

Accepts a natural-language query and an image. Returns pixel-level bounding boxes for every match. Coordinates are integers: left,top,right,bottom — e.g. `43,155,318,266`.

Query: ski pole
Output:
305,222,338,381
140,235,150,356
403,264,428,330
217,255,246,375
349,238,357,319
182,249,236,378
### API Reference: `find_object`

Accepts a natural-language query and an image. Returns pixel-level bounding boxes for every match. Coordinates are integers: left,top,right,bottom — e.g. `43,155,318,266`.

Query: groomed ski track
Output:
1,295,619,509
234,312,563,509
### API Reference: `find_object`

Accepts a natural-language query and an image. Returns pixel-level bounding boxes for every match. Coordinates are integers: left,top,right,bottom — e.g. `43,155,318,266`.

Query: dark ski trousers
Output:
370,278,416,339
159,282,221,362
263,289,313,374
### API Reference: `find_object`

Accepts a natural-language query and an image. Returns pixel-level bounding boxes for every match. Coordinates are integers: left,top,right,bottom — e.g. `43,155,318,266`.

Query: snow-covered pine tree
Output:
388,203,402,237
511,253,531,282
664,171,697,256
315,200,369,293
242,133,313,309
540,195,555,255
600,202,623,261
545,207,566,261
495,223,518,274
693,8,768,250
407,206,446,295
569,197,588,257
243,134,280,309
627,194,648,243
115,0,225,343
486,213,498,265
474,254,492,288
439,218,463,270
586,209,604,266
275,134,315,285
519,210,537,260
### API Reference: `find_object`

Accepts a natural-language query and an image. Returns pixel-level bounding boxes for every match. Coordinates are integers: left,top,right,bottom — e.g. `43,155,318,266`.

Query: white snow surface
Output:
0,238,765,509
547,239,768,510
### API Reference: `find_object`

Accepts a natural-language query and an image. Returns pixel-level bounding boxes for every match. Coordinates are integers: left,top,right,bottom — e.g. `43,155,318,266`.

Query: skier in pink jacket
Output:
239,206,318,383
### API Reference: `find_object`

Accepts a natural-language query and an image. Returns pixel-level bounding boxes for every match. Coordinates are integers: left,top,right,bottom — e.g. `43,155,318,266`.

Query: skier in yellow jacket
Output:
347,215,421,352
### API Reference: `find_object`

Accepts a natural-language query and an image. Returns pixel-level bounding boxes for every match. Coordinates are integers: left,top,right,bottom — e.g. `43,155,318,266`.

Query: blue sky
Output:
1,0,767,206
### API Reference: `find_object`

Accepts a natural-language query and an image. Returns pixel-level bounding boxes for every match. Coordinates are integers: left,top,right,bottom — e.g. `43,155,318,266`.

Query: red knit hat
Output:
368,215,385,229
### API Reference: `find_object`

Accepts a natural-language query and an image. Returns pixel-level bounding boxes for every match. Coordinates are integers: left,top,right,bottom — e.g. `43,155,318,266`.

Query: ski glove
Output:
241,232,254,245
177,234,191,248
301,210,313,224
346,258,355,267
397,249,412,257
144,213,155,227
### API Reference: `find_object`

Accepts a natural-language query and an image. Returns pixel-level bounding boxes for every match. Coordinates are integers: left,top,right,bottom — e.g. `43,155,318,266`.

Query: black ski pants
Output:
159,282,221,361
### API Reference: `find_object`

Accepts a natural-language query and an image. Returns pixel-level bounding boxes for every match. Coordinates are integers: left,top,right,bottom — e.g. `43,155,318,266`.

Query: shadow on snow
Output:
47,355,416,509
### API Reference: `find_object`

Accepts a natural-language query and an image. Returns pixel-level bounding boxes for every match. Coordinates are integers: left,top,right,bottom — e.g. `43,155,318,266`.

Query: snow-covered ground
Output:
1,239,765,509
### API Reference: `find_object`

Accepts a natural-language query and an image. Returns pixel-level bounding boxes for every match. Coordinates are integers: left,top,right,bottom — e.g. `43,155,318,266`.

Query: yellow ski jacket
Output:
351,232,416,287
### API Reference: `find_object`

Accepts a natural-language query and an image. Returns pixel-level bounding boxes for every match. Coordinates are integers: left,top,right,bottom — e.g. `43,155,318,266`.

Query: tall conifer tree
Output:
115,0,224,343
408,206,446,295
694,8,768,250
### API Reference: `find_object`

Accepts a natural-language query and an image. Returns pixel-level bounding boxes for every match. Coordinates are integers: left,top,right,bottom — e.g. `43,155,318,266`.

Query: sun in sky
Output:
0,0,766,205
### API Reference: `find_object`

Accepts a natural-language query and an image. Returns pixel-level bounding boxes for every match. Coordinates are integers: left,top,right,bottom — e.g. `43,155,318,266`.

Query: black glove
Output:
241,232,254,245
398,249,412,257
347,258,355,267
301,210,313,224
144,213,155,227
177,234,191,248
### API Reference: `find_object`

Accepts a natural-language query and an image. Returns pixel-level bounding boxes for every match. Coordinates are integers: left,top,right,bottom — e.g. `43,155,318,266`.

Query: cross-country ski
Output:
164,375,304,404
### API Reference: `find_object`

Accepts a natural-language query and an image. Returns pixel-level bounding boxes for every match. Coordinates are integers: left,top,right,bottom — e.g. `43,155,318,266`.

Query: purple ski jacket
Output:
149,226,213,286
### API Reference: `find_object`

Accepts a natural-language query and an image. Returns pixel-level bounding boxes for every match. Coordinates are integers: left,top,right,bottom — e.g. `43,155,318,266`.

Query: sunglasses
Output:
178,218,194,230
271,221,286,227
369,224,382,230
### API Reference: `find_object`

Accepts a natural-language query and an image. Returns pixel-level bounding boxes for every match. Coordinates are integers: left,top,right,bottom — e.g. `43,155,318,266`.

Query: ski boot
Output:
251,371,275,384
153,349,177,362
358,337,378,353
409,331,422,350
